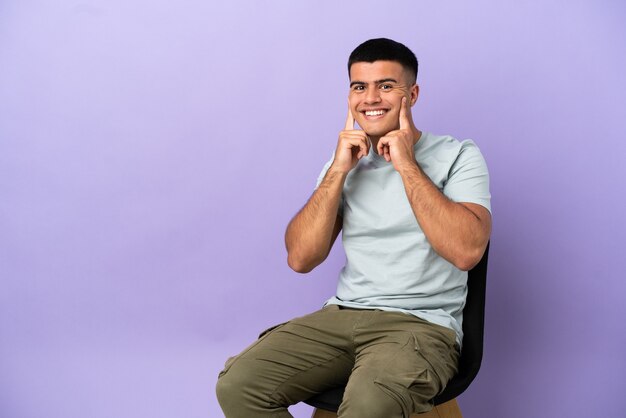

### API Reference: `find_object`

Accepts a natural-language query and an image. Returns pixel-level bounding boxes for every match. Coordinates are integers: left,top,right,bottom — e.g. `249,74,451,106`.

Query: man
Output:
216,38,491,418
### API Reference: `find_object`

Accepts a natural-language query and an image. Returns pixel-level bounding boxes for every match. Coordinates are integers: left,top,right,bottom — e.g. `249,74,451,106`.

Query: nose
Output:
364,87,381,104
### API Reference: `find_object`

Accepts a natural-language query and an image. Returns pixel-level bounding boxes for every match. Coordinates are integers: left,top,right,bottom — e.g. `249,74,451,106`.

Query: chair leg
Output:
412,399,463,418
311,398,462,418
311,408,338,418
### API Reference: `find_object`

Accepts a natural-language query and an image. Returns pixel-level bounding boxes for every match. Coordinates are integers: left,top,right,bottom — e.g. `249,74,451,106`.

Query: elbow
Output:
287,247,327,273
453,257,478,272
451,246,485,272
288,260,313,274
287,253,315,274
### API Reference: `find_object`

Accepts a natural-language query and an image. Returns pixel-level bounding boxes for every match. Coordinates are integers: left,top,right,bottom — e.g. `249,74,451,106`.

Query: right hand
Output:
331,104,370,173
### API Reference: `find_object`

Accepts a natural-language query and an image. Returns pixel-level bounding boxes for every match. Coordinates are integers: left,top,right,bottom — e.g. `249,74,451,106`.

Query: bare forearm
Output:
397,162,491,270
285,167,346,273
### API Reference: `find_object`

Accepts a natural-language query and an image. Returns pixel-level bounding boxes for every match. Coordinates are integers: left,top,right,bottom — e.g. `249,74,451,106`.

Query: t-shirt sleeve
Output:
315,158,333,188
314,152,344,216
443,140,491,213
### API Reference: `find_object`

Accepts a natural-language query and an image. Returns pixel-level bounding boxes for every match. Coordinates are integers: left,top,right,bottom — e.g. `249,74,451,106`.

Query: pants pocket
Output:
411,331,459,394
372,334,441,415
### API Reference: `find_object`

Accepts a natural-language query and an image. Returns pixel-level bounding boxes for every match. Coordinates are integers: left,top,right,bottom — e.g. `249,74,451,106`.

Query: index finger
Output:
345,103,355,131
399,96,411,130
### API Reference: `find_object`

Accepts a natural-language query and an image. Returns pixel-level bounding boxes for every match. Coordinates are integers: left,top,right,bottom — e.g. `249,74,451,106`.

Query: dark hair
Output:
348,38,418,82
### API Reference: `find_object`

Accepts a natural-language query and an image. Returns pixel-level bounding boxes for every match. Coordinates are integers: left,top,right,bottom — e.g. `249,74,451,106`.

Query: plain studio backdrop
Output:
1,1,625,417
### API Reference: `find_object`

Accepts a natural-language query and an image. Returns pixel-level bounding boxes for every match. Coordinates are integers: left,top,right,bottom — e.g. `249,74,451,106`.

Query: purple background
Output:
1,1,625,417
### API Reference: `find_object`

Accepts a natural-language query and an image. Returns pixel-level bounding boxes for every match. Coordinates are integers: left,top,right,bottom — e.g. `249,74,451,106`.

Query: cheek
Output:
381,91,402,106
391,90,407,101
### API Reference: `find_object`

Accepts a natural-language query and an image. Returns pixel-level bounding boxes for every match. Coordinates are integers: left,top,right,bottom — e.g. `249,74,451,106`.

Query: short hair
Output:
348,38,418,83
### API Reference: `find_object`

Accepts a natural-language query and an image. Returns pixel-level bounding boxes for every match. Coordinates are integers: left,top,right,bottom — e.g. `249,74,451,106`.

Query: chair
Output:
305,243,489,418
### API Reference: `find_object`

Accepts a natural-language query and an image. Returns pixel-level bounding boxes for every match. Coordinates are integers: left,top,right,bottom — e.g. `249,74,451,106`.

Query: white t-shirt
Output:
315,132,491,345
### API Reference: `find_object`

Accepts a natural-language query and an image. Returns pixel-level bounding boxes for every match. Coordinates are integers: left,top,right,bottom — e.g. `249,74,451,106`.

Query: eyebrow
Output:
350,78,399,87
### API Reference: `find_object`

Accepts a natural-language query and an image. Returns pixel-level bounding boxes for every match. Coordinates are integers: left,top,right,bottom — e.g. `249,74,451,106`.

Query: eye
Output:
352,85,365,91
380,84,393,91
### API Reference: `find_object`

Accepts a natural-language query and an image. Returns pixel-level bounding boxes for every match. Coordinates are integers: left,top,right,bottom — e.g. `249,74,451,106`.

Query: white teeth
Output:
365,110,385,116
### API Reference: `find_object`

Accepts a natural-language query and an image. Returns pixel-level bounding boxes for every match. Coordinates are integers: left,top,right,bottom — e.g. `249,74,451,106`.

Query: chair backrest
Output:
304,243,490,411
432,242,489,404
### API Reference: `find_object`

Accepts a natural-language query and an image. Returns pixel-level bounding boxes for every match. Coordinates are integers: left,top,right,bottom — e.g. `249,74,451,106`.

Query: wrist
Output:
395,159,421,176
328,162,352,177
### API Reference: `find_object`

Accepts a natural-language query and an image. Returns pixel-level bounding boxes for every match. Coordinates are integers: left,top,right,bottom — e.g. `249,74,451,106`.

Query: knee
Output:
216,359,254,413
216,358,278,415
216,371,234,399
216,369,241,413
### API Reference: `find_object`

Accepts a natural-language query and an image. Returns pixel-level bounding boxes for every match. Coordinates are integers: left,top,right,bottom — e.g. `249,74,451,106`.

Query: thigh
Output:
218,307,355,406
343,312,459,416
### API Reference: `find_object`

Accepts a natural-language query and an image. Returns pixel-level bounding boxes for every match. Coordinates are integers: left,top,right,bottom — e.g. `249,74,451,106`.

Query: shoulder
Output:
419,132,486,164
417,132,463,156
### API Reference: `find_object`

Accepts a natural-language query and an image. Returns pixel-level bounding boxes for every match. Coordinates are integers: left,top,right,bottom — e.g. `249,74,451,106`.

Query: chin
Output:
358,119,394,136
362,126,391,137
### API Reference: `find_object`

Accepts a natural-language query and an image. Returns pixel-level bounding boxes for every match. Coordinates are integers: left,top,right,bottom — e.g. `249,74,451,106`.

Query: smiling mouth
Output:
362,109,388,117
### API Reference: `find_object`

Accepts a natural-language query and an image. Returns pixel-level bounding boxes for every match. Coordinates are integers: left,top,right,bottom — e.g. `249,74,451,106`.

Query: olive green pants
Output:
216,305,459,418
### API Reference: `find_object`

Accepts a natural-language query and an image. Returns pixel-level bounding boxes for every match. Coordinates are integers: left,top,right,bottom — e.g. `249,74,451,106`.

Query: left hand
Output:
377,97,416,170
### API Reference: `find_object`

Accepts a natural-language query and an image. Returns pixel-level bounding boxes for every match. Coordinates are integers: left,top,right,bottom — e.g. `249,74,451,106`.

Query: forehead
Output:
349,60,407,82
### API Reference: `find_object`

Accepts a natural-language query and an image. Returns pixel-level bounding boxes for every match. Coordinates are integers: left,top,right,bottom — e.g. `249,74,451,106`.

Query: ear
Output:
410,84,419,106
